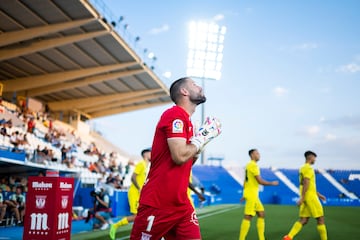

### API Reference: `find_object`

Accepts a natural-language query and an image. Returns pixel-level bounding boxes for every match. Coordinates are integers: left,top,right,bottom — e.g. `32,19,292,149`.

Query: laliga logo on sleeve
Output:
172,119,183,133
61,196,69,209
35,195,47,209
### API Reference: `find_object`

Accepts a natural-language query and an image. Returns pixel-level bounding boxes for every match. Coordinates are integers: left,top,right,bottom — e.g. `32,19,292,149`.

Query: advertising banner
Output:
23,176,74,240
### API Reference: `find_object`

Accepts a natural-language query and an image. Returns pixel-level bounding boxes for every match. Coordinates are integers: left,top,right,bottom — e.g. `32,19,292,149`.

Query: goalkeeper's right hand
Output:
191,116,222,153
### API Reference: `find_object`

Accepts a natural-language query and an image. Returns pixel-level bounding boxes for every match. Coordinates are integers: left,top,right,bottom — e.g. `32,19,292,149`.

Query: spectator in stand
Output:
34,145,44,163
124,161,132,175
44,132,51,142
9,131,19,147
20,100,26,114
0,188,6,226
67,156,79,168
0,123,9,138
48,118,53,131
0,177,10,191
27,117,35,133
61,144,68,163
107,174,124,189
4,185,25,225
89,162,100,173
21,133,29,146
6,119,12,128
41,146,49,160
44,104,50,117
108,152,119,172
69,143,76,152
48,149,58,163
98,160,107,174
106,172,115,184
118,162,123,175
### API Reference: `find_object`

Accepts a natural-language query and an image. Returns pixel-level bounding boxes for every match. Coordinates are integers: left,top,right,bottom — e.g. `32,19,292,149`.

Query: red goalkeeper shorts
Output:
130,204,201,240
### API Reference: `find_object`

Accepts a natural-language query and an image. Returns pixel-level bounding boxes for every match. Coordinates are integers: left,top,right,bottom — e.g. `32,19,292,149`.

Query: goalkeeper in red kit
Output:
130,77,222,240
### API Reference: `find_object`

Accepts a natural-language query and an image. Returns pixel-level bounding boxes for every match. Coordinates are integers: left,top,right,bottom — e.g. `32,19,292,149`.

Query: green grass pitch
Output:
72,204,360,240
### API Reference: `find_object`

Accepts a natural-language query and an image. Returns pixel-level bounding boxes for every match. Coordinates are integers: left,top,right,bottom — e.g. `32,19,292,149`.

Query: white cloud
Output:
273,86,288,97
337,63,360,73
148,24,170,35
306,125,320,137
295,42,318,50
162,71,172,78
325,133,337,141
213,14,224,22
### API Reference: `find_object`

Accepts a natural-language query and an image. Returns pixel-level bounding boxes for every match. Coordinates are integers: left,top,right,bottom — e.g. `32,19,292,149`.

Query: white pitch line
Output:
198,205,241,219
116,205,242,240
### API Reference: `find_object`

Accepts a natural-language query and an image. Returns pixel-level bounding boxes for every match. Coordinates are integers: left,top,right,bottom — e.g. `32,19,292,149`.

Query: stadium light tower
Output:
186,20,226,165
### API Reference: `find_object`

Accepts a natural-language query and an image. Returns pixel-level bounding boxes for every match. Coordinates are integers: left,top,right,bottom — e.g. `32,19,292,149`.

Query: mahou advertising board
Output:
23,176,74,240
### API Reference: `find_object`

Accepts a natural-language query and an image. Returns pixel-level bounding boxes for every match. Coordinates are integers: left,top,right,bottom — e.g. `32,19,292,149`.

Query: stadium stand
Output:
192,165,243,205
328,169,360,197
314,170,342,198
259,168,297,204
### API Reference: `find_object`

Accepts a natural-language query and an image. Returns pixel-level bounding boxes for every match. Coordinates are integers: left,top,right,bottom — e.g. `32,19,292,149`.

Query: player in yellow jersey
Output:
239,149,279,240
109,148,151,240
283,151,327,240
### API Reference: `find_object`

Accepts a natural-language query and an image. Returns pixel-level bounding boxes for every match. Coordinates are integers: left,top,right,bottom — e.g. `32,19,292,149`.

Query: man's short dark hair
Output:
169,77,189,104
304,150,317,158
141,148,151,157
248,149,257,157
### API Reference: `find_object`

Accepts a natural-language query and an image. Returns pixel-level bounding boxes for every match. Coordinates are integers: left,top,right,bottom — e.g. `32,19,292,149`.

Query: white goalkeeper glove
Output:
191,116,222,153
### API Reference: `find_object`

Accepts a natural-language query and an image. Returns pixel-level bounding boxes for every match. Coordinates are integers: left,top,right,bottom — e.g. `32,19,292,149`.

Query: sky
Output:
92,0,360,170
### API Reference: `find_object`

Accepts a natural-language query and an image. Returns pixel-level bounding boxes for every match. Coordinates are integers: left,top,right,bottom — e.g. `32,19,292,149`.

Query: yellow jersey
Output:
299,163,317,199
243,160,260,198
129,159,148,192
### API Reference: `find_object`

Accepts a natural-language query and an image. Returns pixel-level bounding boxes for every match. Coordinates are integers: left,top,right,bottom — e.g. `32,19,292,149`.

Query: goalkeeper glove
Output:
191,116,222,153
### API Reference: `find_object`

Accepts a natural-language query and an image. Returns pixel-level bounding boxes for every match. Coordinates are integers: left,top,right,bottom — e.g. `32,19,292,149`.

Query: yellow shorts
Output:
244,196,264,216
128,188,140,214
299,197,324,218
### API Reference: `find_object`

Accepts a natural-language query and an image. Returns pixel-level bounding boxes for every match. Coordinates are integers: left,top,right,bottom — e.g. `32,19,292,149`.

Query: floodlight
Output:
187,21,226,81
186,20,226,164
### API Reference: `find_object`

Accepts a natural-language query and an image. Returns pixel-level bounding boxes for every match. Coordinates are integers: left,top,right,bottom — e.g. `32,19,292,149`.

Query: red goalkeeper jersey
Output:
139,105,194,209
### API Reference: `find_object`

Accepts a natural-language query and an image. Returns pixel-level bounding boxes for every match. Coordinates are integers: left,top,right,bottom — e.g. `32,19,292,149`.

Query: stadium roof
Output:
0,0,171,120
